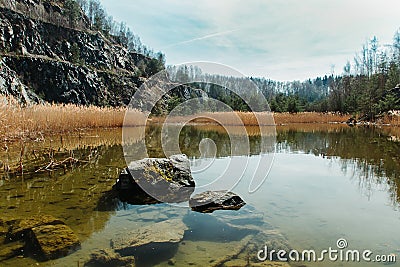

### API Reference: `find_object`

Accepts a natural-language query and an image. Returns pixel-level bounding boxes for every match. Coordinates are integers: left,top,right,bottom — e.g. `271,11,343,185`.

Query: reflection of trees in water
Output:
132,124,400,206
144,125,270,158
276,126,400,206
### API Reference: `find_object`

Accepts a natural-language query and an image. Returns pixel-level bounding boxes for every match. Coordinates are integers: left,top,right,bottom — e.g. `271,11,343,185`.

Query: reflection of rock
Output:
111,219,187,254
116,154,195,203
28,224,81,260
84,249,135,267
346,117,357,126
133,205,185,223
189,191,246,213
215,205,271,232
183,212,257,242
181,204,291,266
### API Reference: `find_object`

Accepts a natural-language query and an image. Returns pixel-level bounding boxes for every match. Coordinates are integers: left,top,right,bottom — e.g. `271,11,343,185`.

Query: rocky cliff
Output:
0,0,161,105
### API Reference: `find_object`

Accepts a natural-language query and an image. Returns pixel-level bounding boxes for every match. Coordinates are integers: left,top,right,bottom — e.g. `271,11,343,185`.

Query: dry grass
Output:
380,114,400,126
1,94,398,143
273,112,348,124
0,96,145,141
151,112,275,126
151,111,348,126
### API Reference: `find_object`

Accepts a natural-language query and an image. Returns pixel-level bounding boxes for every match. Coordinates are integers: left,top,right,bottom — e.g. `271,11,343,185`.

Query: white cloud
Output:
100,0,400,81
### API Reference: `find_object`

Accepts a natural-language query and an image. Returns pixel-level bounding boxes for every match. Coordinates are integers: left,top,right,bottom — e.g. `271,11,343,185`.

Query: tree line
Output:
263,30,400,116
166,29,400,118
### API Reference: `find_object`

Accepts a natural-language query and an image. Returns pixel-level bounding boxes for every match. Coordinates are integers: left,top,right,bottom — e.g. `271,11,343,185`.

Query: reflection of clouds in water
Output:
190,138,217,175
199,138,216,158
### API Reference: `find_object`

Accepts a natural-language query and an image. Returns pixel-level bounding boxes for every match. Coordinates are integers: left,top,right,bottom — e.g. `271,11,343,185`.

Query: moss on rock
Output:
29,224,81,261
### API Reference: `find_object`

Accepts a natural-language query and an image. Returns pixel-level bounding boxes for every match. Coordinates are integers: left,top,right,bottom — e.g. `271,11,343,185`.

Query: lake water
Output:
0,124,399,266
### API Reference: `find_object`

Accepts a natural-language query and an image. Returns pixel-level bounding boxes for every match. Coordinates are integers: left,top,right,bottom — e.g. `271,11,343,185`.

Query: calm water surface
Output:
0,124,399,266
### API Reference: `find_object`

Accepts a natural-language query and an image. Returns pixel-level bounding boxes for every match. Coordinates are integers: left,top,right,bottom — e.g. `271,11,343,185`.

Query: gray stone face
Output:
117,154,195,203
0,3,145,106
0,62,42,104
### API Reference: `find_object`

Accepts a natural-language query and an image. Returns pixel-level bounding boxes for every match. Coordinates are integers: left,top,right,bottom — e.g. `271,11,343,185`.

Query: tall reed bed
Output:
0,96,145,141
273,112,348,124
152,111,349,126
381,113,400,126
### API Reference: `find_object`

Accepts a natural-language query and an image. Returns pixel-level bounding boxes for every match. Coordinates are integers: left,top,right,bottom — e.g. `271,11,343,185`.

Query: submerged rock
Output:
245,230,292,263
0,241,24,260
111,219,187,255
189,190,246,213
84,248,135,267
0,215,81,262
8,215,65,242
116,154,195,203
28,224,81,260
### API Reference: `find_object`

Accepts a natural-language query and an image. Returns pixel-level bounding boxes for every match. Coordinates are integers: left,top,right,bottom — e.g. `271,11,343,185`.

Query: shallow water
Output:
0,124,399,266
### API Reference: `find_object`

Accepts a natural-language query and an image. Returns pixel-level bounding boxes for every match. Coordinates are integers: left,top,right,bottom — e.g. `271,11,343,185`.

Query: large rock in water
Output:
111,219,187,255
189,191,246,213
1,215,81,261
116,154,195,203
28,224,81,260
8,215,65,242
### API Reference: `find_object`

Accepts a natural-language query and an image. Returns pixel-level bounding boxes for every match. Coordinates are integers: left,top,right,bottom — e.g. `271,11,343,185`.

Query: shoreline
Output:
1,101,400,142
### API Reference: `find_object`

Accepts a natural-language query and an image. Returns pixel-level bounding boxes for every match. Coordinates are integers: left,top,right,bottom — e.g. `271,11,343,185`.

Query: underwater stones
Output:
116,154,195,203
246,230,292,262
189,190,246,213
111,219,187,254
0,215,81,262
28,224,81,260
8,215,65,241
84,248,135,267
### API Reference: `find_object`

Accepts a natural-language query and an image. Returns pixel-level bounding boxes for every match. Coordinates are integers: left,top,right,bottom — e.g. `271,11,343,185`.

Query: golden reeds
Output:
1,93,399,142
0,96,145,141
273,112,348,124
151,111,349,126
380,113,400,126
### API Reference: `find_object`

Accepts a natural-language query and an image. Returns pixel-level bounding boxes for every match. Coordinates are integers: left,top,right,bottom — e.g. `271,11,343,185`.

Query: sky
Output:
100,0,399,81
